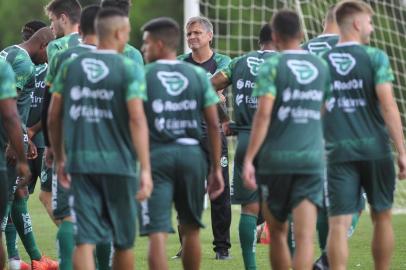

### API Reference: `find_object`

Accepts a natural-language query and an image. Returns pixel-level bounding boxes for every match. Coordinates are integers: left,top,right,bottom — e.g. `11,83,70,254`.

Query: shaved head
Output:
29,27,55,46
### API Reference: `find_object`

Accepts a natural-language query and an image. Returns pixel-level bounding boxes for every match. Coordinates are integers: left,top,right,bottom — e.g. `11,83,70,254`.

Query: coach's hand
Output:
56,161,71,189
136,170,153,201
243,160,257,190
207,168,224,200
398,153,406,180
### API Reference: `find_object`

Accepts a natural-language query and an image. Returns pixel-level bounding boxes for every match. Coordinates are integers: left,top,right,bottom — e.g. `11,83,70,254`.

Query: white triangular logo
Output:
247,57,264,76
308,42,332,56
287,60,319,84
157,71,189,96
329,53,356,76
81,58,109,83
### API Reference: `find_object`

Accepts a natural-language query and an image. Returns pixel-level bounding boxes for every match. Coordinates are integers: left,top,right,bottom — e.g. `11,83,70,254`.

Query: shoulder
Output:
177,53,191,61
214,52,231,64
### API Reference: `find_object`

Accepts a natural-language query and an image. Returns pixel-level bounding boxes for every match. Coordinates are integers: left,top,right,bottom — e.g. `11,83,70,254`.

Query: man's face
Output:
49,13,64,38
186,22,212,51
358,13,374,44
32,45,48,65
142,31,160,63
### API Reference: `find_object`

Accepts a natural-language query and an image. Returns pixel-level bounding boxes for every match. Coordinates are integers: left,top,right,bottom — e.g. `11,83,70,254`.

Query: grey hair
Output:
186,16,213,33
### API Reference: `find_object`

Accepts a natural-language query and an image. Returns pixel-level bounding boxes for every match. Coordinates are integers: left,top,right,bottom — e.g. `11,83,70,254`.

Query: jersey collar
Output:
14,45,30,57
78,44,96,50
93,49,117,54
335,41,361,47
282,50,309,54
157,59,182,65
317,33,339,38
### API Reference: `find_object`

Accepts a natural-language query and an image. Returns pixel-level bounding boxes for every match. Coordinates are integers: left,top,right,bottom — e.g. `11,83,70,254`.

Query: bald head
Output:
24,27,54,65
28,27,55,46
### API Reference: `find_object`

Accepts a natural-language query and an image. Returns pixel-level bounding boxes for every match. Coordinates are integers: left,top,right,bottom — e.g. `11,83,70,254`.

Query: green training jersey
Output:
0,60,17,171
323,42,394,163
51,50,146,176
302,34,339,56
27,64,47,147
46,32,81,62
177,52,231,76
221,50,277,131
253,50,331,174
144,60,219,146
123,43,144,65
0,45,35,125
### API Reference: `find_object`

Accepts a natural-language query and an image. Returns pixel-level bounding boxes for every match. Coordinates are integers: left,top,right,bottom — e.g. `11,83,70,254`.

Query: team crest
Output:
308,42,332,55
328,53,356,75
81,58,109,83
247,57,264,76
286,60,319,84
157,71,189,96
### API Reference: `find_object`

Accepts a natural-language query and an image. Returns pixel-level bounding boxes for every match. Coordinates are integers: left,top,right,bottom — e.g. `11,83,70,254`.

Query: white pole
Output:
184,0,200,53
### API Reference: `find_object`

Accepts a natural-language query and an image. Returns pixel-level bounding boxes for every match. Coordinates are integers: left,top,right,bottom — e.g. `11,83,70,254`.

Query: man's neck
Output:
82,35,97,46
323,24,339,36
338,31,362,44
63,24,79,37
260,43,276,51
279,40,302,51
158,51,177,61
97,41,118,52
191,46,213,63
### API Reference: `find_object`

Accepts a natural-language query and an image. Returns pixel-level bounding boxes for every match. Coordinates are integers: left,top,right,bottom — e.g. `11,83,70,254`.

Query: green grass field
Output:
11,187,406,269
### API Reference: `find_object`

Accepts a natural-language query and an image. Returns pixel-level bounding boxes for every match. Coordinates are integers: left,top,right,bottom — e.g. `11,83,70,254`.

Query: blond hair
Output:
335,0,374,26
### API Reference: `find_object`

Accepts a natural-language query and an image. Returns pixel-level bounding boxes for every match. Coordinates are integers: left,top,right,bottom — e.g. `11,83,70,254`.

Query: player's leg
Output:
327,215,352,270
73,244,96,270
95,242,112,270
361,157,396,270
39,152,58,225
181,224,201,270
0,170,8,269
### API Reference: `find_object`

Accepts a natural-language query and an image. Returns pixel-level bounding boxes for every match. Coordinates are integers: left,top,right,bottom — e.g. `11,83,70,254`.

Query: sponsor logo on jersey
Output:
70,86,114,101
237,79,245,90
236,94,244,106
247,57,264,76
325,97,336,112
81,58,110,83
328,53,356,75
308,42,332,55
35,64,48,75
278,106,291,122
69,105,113,122
30,91,43,108
151,99,197,113
287,60,319,84
157,71,189,96
333,79,363,91
282,87,323,102
154,117,198,133
277,105,320,123
236,79,255,89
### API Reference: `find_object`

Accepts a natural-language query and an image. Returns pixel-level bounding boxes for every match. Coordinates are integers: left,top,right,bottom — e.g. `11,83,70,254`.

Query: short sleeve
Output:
221,56,241,81
215,54,231,72
50,59,71,95
124,58,147,101
252,55,280,98
367,47,395,85
320,58,333,101
45,52,61,86
0,61,17,100
123,44,144,66
12,56,34,90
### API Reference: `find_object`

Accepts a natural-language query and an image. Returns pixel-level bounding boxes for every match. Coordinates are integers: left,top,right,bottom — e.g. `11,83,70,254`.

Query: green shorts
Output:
231,132,259,205
40,154,52,192
70,173,137,250
257,173,323,222
28,148,45,194
52,171,71,220
139,144,207,236
327,157,395,216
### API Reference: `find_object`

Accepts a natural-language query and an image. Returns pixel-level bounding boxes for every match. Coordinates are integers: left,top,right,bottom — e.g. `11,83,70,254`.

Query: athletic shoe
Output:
8,258,31,270
313,253,329,270
214,250,231,260
31,256,58,270
171,248,182,259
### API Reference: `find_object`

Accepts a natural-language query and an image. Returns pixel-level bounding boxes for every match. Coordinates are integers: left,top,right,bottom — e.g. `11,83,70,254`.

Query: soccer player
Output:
48,8,152,270
40,0,81,222
0,59,31,270
100,0,144,65
211,23,277,270
177,15,232,260
139,16,224,270
243,10,331,269
323,1,406,269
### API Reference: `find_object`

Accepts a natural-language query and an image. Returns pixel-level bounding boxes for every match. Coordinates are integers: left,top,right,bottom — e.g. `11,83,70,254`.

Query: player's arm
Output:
27,121,42,140
376,83,406,179
211,71,231,90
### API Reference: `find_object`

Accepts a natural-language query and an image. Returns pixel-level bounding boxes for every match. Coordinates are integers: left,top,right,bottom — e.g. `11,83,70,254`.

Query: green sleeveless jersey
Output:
0,45,35,125
27,63,47,147
123,44,144,65
144,60,219,146
221,50,277,131
254,50,331,174
0,60,17,170
50,50,146,176
302,34,339,56
323,42,394,163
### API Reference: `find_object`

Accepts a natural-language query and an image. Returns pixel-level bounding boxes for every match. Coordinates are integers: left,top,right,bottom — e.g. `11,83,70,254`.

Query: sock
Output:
239,213,257,270
5,220,20,259
57,221,74,270
348,213,360,238
287,215,295,257
11,197,42,260
96,242,112,270
316,207,329,252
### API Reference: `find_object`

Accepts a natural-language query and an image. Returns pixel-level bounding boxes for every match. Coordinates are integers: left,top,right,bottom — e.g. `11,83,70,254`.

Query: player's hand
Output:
218,92,226,104
397,153,406,180
207,167,224,200
222,121,232,136
45,147,54,168
5,144,17,166
243,160,257,190
15,161,31,187
136,169,153,201
56,161,71,189
27,140,38,160
27,128,35,140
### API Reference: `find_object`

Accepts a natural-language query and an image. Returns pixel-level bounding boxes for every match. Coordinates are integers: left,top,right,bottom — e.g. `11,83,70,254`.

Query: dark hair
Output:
271,9,302,40
45,0,82,24
141,17,180,51
259,23,272,45
101,0,130,16
80,5,100,35
21,20,47,41
325,4,337,24
95,7,127,38
335,0,374,26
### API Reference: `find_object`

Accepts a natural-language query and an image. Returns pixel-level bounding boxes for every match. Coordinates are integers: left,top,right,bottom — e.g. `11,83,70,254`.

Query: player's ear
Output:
353,17,362,32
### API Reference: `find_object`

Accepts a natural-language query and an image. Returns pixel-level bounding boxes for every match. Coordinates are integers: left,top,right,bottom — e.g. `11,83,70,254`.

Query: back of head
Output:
22,20,47,41
101,0,130,17
325,4,337,25
186,16,213,34
141,17,181,51
96,7,127,41
29,27,55,45
259,23,272,45
45,0,82,24
271,9,302,41
335,0,374,27
80,5,100,36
